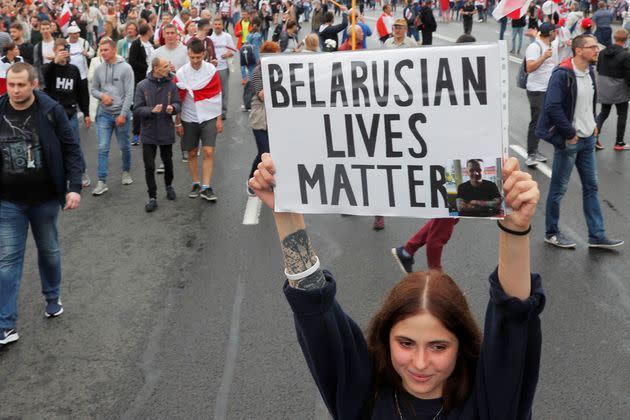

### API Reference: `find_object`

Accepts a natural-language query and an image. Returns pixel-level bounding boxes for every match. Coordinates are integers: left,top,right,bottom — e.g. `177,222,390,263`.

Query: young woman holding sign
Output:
249,154,544,419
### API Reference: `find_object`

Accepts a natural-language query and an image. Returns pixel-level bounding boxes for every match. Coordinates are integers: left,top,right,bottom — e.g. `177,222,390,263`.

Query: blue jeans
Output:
499,18,507,40
96,110,131,182
0,200,61,329
512,27,524,52
545,136,606,241
240,64,256,81
407,27,420,42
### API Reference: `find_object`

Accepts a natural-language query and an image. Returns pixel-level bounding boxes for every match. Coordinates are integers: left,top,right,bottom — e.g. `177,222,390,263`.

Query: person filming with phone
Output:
43,38,91,188
132,56,181,213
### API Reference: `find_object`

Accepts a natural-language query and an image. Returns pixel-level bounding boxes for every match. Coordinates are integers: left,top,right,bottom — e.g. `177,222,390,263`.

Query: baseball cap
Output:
580,17,593,29
393,18,407,27
539,22,557,36
67,22,81,34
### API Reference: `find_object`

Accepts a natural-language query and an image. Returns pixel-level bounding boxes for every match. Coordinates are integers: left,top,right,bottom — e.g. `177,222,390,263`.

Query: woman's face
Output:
389,312,458,400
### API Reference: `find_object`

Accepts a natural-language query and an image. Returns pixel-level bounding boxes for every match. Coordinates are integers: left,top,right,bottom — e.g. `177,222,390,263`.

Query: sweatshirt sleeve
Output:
283,271,373,420
90,65,104,100
121,63,135,117
475,268,545,420
76,67,90,117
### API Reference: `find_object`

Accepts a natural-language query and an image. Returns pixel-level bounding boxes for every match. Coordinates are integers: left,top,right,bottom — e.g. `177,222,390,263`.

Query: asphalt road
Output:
1,11,629,420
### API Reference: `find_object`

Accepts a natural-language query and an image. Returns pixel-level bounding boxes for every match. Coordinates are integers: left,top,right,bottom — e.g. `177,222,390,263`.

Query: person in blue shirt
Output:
341,8,372,49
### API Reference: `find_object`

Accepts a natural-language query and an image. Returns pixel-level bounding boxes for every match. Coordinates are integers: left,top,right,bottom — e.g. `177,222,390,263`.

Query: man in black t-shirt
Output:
0,62,83,347
461,0,476,35
456,159,502,217
43,38,91,187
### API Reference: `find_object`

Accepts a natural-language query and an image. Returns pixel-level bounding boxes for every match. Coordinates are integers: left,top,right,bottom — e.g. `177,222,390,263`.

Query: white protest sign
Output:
262,43,509,218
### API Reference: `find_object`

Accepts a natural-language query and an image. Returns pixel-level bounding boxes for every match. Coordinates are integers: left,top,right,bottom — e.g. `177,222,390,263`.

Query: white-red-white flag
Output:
175,61,222,123
57,2,72,31
171,14,186,34
154,6,163,44
492,0,532,20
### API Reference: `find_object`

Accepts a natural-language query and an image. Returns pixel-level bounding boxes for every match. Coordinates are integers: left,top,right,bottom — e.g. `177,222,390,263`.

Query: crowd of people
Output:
0,0,628,418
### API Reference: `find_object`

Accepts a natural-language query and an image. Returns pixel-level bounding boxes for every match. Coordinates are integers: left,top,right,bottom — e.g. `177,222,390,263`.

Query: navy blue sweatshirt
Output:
283,268,545,419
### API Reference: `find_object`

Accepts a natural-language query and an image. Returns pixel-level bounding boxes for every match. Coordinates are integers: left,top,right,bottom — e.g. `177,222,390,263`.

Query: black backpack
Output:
516,42,542,89
240,43,256,66
272,24,282,42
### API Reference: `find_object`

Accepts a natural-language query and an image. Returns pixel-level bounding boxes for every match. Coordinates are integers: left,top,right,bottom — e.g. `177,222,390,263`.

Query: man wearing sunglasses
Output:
536,34,624,249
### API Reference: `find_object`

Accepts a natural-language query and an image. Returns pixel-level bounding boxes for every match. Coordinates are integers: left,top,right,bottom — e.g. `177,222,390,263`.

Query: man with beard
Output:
536,34,624,249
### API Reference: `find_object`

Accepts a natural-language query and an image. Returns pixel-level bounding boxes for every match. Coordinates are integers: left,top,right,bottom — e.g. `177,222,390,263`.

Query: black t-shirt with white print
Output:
0,99,56,204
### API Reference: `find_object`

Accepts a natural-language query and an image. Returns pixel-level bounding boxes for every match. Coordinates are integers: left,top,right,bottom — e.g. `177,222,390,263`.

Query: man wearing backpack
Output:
403,0,420,42
524,22,557,167
235,9,252,84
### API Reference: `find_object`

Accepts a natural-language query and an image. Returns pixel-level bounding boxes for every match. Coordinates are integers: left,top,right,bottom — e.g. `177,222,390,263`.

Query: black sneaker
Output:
145,198,158,212
45,298,63,318
200,187,217,201
166,186,176,200
588,238,624,249
0,328,18,345
391,247,414,274
188,184,201,198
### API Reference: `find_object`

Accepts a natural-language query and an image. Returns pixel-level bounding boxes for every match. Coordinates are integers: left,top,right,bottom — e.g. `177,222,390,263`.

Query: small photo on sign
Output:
446,158,504,218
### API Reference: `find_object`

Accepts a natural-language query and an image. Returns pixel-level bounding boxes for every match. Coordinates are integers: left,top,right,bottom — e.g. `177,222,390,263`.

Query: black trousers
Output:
526,90,545,154
463,18,473,34
597,102,629,144
421,30,433,45
142,144,173,198
249,129,270,179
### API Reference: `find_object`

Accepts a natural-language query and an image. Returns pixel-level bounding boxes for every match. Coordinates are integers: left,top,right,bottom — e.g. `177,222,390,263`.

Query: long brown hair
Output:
366,270,482,412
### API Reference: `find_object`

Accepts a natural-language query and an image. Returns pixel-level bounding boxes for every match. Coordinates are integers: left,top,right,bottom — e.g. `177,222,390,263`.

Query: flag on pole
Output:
58,1,72,30
175,61,222,123
492,0,532,20
171,14,186,34
154,5,163,44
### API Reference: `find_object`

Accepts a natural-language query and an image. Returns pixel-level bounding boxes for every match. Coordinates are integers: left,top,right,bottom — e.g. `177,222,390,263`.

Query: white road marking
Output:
213,275,245,420
242,196,262,225
509,144,553,178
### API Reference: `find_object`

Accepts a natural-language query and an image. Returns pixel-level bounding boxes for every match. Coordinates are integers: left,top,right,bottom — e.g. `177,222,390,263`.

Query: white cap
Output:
67,22,81,34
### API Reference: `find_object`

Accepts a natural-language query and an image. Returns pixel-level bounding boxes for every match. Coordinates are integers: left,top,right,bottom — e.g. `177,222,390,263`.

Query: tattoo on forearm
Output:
282,229,326,290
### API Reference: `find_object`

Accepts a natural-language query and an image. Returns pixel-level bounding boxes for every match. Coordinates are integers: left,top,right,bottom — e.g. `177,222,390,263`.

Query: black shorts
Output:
181,119,218,151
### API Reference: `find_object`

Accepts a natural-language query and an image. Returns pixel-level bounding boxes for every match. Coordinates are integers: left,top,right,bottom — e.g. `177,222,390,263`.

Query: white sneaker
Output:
156,164,165,174
525,154,538,167
81,173,91,188
92,180,108,195
122,172,133,185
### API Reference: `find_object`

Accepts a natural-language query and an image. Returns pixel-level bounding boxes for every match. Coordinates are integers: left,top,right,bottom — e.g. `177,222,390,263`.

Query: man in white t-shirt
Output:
33,20,55,89
66,23,94,98
524,22,558,167
210,16,235,119
148,24,189,74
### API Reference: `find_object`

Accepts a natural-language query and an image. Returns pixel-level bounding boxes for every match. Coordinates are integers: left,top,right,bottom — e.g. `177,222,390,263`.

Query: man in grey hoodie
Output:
90,38,135,195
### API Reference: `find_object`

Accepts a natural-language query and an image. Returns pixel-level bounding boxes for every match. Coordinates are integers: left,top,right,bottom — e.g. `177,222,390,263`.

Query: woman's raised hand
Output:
501,157,539,230
249,153,276,210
